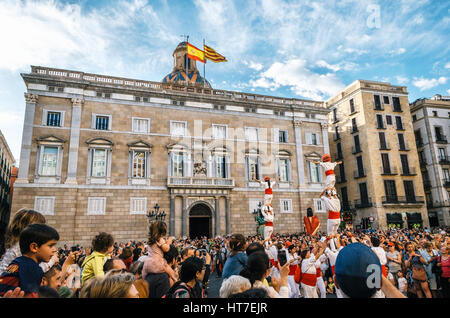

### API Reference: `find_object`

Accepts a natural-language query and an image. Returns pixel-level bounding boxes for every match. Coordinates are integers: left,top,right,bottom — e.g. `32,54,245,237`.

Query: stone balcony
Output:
167,176,235,188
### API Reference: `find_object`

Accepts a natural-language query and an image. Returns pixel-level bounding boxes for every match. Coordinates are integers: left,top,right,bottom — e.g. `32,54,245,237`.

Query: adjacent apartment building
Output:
12,42,334,245
326,80,429,230
0,130,15,255
411,94,450,227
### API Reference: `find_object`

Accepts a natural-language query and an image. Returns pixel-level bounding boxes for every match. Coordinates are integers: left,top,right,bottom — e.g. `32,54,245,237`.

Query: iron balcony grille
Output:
401,167,417,176
354,199,373,208
439,156,450,165
382,196,425,204
381,166,398,175
354,170,366,179
436,137,447,144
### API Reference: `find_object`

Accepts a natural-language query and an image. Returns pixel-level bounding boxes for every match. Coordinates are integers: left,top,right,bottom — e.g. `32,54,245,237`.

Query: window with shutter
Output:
130,198,147,215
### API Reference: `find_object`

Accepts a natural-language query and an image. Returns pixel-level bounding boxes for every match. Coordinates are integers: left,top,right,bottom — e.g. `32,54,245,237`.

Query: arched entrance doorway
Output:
189,203,212,239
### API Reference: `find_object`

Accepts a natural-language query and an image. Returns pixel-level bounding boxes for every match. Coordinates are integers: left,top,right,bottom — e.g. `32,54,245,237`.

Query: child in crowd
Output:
81,232,114,286
397,271,408,296
310,154,342,188
142,221,177,285
0,223,59,298
0,209,58,273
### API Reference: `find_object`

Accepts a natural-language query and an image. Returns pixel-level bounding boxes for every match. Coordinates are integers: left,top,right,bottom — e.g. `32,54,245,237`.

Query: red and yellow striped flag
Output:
204,44,227,63
187,42,205,63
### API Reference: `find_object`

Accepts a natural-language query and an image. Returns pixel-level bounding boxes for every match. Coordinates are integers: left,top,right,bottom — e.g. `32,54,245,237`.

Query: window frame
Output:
87,197,106,215
34,196,55,216
130,197,147,215
92,113,112,131
42,109,65,127
170,120,187,137
212,124,228,140
132,117,151,134
279,199,293,214
245,126,259,142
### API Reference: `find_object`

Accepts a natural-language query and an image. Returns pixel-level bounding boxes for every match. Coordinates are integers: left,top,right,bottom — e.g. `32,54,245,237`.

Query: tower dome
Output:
162,42,211,88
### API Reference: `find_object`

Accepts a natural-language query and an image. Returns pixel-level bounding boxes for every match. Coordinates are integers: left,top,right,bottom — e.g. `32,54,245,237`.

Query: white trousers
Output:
264,226,273,240
325,175,336,188
301,283,318,298
327,218,340,236
287,275,300,298
316,276,326,298
264,194,273,205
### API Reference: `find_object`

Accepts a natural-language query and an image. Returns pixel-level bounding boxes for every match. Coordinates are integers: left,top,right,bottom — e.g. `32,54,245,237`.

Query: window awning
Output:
386,213,403,223
406,212,423,223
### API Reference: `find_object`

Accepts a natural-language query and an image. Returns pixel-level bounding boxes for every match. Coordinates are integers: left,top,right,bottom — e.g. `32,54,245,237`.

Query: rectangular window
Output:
384,180,397,201
34,197,55,215
392,97,402,111
339,161,346,181
353,135,361,153
248,157,259,180
403,181,415,202
374,95,382,109
334,126,340,140
278,158,289,182
213,125,227,139
249,199,263,214
400,154,410,174
443,169,450,180
398,133,407,150
171,121,187,137
395,116,404,130
337,142,343,159
279,130,288,143
172,153,184,177
439,148,446,161
381,153,391,173
311,133,318,145
379,132,388,149
359,183,369,204
216,156,227,178
130,197,147,215
92,149,107,177
356,155,364,176
351,118,358,133
95,116,110,130
333,108,338,122
376,114,385,129
47,112,61,127
308,161,322,183
280,199,293,213
87,197,106,215
386,115,392,125
349,99,355,113
314,198,325,213
341,187,349,208
133,118,150,134
41,147,58,176
383,96,390,104
245,127,258,142
132,151,146,178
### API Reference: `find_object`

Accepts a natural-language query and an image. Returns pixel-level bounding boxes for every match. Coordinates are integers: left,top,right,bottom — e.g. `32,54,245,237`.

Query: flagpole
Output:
203,38,206,88
186,35,189,87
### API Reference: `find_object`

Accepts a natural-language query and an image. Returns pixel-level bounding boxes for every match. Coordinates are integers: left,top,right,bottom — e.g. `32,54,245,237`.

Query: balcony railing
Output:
401,167,417,176
354,198,373,208
167,177,234,188
382,196,425,205
379,142,390,150
436,137,447,144
341,202,353,211
439,156,450,165
381,166,398,175
354,170,366,179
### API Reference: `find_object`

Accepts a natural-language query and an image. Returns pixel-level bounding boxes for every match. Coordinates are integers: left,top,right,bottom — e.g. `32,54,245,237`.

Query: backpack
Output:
162,281,192,299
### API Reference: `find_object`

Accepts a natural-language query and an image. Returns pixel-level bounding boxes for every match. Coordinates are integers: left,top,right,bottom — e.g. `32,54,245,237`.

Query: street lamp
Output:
147,203,166,222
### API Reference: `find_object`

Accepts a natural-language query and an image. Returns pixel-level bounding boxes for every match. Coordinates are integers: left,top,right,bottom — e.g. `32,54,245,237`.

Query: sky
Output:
0,0,449,164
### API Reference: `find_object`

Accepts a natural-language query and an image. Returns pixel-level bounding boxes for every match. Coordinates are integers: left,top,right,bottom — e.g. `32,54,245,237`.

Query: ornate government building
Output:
13,42,362,245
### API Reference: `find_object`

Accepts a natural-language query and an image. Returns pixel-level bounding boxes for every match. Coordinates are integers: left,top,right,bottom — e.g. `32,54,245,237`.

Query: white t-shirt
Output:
398,277,407,293
262,205,274,222
320,162,337,172
371,246,387,265
259,180,277,189
321,196,341,212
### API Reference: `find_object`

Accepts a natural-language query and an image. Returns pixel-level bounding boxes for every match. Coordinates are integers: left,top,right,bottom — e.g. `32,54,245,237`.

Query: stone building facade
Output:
0,130,15,255
326,80,429,230
410,94,450,227
12,43,334,246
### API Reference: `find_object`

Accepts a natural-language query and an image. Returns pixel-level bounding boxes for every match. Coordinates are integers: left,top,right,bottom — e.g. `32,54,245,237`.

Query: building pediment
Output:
127,140,153,149
304,151,322,159
85,137,114,146
36,135,66,144
166,142,191,151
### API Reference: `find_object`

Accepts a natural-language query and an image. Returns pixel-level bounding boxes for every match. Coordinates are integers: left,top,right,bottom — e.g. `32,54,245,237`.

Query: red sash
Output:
289,265,297,276
270,259,278,268
316,268,322,278
325,170,335,176
331,265,335,276
328,210,340,219
382,265,387,278
265,222,273,227
301,273,317,287
304,216,320,236
265,188,273,195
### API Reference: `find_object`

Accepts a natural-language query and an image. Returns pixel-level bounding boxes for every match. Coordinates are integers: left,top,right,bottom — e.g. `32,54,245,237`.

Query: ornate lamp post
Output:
147,203,166,222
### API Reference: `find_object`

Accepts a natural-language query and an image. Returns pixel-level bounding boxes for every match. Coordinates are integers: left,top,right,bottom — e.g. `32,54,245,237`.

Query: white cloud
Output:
395,76,409,85
447,89,450,95
243,61,264,71
316,60,341,72
445,62,450,69
389,48,406,55
413,76,447,91
250,59,345,100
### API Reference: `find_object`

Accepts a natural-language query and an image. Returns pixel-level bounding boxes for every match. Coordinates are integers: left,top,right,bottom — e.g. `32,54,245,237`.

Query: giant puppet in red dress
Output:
303,207,320,236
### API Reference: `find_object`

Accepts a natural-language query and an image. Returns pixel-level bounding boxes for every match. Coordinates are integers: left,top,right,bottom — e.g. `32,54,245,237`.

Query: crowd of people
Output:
0,208,449,299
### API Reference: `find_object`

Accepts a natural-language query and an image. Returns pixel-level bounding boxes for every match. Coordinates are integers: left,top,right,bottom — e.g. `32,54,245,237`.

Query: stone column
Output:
215,197,220,237
17,94,38,183
169,196,175,236
293,120,305,187
321,122,330,155
181,196,187,237
225,196,230,235
65,98,84,184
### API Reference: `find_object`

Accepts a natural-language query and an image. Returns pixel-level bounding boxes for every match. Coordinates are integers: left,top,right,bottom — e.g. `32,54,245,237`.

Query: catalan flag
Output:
204,44,227,63
187,42,205,63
